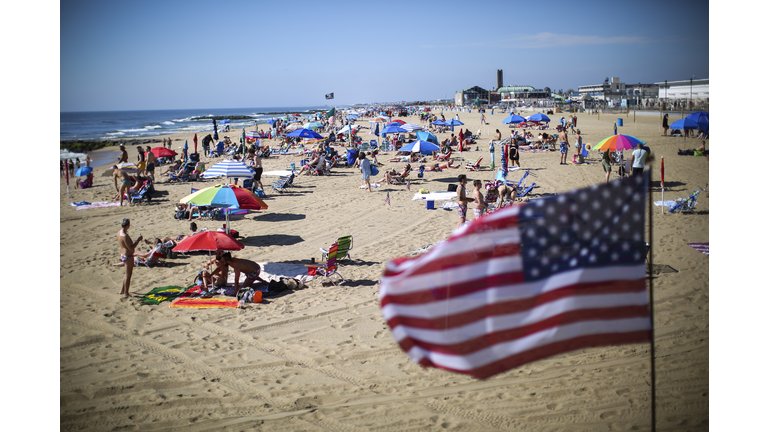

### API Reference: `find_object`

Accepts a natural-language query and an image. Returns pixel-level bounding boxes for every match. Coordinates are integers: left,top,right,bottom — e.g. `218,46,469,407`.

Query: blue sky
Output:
60,0,709,112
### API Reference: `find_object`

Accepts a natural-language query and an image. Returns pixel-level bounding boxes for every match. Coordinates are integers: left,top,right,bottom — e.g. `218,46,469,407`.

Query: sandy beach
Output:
59,108,709,431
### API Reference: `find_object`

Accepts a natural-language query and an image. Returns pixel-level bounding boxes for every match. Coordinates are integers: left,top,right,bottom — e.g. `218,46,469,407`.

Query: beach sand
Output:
60,108,709,430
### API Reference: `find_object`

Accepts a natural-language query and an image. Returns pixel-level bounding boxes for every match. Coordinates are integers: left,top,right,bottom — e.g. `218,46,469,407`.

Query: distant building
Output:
578,77,659,104
497,85,550,102
655,78,709,103
455,86,490,106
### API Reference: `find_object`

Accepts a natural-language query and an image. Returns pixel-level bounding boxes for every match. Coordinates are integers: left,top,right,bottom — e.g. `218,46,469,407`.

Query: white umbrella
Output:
400,123,424,132
202,159,255,179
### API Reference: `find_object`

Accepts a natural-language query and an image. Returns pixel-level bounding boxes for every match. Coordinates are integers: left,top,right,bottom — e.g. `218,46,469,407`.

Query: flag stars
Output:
621,242,630,251
611,252,619,261
531,267,540,277
570,258,579,267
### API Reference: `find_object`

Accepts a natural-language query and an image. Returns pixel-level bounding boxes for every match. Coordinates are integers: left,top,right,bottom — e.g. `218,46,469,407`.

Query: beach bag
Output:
174,209,189,220
253,189,266,198
370,165,379,176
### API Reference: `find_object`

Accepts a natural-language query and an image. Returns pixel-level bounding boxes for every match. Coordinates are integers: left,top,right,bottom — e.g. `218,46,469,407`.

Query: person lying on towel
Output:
219,253,267,296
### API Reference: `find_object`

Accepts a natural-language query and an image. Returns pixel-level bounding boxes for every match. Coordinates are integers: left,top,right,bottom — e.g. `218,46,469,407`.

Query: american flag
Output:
688,242,709,255
385,192,390,206
379,174,651,379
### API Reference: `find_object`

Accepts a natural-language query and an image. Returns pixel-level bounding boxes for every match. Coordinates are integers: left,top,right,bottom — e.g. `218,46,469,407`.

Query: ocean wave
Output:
106,131,125,136
60,149,88,160
162,121,175,125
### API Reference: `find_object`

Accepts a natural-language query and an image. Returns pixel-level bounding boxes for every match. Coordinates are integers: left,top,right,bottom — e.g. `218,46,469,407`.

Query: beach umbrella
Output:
346,114,359,119
227,184,268,210
149,147,178,158
444,118,464,132
400,140,440,154
527,113,551,123
183,140,188,162
400,123,423,132
337,125,358,134
416,131,438,144
381,124,407,138
686,112,709,131
373,122,380,137
180,183,260,234
286,128,324,139
213,119,218,141
267,118,278,126
172,230,244,253
501,114,526,124
74,166,92,177
592,134,646,152
193,133,198,154
388,119,406,125
371,116,389,123
101,162,139,177
431,120,448,126
202,159,256,179
670,118,701,131
303,121,323,129
221,119,230,124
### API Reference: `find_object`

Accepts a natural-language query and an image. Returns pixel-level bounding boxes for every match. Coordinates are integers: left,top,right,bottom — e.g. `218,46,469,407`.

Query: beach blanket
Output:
169,298,240,308
359,183,381,189
688,242,709,256
654,200,678,207
213,262,312,297
412,191,457,201
139,285,190,305
263,170,295,177
74,201,127,210
441,202,460,210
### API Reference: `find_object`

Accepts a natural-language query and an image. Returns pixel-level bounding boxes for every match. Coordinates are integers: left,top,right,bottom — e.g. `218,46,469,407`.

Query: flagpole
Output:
646,167,657,432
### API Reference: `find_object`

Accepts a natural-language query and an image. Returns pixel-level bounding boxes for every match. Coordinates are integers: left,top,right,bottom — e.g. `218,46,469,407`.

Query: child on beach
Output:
472,180,487,219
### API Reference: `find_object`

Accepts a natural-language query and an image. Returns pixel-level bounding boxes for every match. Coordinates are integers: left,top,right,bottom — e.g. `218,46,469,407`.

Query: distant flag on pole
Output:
379,173,651,379
385,192,391,206
325,92,334,100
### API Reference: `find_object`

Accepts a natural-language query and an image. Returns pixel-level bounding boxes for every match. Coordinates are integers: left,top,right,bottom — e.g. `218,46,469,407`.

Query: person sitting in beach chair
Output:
297,153,326,176
76,173,93,189
380,164,412,184
109,239,166,268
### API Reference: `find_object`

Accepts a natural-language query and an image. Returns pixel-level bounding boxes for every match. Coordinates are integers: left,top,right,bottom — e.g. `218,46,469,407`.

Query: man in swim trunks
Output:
558,127,569,165
112,165,132,206
219,253,266,297
110,218,142,298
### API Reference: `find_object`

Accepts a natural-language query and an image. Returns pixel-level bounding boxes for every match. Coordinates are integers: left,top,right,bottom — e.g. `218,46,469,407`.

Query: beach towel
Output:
169,298,240,308
74,201,127,210
359,183,381,189
139,285,189,305
688,242,709,256
654,200,677,207
441,202,460,210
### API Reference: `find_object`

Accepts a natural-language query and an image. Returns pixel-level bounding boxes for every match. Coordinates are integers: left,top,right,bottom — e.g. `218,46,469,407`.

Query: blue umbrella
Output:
686,112,709,131
221,119,230,124
346,114,359,119
416,131,438,144
373,122,380,137
381,125,407,134
444,118,463,131
501,114,526,124
670,118,700,130
75,166,93,177
267,118,277,126
285,128,324,139
431,120,448,126
400,140,440,154
527,113,551,123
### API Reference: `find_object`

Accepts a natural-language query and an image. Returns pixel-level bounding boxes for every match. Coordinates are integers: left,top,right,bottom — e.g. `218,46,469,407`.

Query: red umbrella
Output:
389,119,406,124
227,184,268,210
193,133,198,154
172,231,244,253
149,147,178,158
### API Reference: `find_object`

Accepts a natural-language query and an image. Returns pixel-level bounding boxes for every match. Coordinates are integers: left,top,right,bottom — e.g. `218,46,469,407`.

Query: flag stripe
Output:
416,330,651,380
406,317,650,372
380,264,645,306
382,278,647,324
394,305,650,355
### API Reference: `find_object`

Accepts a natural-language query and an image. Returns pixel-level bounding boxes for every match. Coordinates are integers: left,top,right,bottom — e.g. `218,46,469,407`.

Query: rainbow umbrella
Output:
593,134,646,152
180,184,262,234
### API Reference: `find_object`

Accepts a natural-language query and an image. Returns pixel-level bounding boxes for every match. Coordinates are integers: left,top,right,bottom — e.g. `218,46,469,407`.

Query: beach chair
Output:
320,235,353,262
126,181,152,205
517,182,536,198
304,242,346,286
271,172,295,193
506,170,529,192
370,139,378,150
135,243,170,268
465,157,483,171
389,166,412,185
668,190,700,214
436,149,452,161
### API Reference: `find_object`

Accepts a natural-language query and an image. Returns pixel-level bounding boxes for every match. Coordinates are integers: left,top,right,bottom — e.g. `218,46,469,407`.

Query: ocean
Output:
60,106,338,165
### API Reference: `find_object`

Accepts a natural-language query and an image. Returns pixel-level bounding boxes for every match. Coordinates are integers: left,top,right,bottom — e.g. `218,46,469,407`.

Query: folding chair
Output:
465,157,483,171
305,242,346,286
320,235,353,262
668,190,700,214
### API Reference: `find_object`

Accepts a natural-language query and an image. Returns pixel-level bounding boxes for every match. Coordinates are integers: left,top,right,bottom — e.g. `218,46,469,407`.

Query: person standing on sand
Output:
456,174,474,228
85,155,91,167
663,114,669,136
112,166,132,206
118,144,128,163
472,180,487,220
558,127,569,165
359,152,372,192
145,149,156,182
111,218,142,298
601,149,613,184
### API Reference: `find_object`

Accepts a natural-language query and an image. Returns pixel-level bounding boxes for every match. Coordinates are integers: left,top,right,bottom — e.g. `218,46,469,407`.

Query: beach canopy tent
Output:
416,131,439,144
381,124,407,136
400,123,423,132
